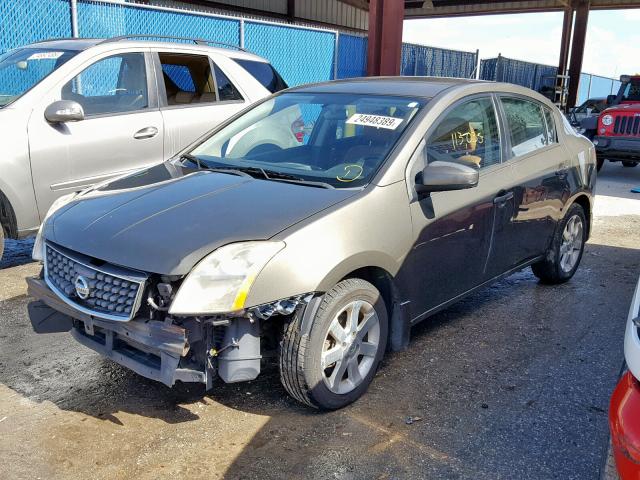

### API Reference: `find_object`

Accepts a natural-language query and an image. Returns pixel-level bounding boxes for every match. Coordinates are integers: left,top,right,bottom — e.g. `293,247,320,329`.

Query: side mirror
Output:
606,94,617,105
44,100,85,123
415,160,479,194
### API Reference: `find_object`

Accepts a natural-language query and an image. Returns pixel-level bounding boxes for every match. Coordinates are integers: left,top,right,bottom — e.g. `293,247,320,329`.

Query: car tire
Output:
279,278,388,410
531,203,586,284
596,158,605,172
622,161,638,168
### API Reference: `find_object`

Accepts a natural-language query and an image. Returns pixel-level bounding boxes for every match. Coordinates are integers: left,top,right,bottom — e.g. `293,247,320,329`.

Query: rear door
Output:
153,50,249,157
28,49,164,218
488,95,569,273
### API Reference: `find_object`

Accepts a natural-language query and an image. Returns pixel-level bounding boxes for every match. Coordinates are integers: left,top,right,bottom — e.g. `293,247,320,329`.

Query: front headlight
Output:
32,192,78,261
169,241,285,315
601,114,614,126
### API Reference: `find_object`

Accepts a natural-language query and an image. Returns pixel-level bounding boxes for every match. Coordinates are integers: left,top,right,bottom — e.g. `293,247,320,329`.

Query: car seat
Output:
168,91,196,105
198,92,217,103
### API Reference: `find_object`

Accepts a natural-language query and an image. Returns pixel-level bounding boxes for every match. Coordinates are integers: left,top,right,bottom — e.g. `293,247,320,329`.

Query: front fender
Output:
244,182,414,308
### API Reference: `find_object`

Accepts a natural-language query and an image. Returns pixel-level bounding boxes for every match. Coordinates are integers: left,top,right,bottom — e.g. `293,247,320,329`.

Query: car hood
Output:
605,103,640,113
44,162,357,275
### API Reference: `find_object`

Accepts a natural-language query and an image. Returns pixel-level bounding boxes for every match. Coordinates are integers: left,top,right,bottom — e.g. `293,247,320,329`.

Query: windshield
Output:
189,92,425,189
622,80,640,102
575,98,605,114
0,47,79,107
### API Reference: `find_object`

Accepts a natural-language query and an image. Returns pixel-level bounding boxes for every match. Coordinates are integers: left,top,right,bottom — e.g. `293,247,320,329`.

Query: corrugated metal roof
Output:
189,0,640,28
296,0,368,30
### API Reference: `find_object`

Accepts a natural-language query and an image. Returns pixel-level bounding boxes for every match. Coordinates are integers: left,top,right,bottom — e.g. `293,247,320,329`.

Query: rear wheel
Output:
596,157,605,172
532,203,586,284
279,278,388,410
622,161,638,168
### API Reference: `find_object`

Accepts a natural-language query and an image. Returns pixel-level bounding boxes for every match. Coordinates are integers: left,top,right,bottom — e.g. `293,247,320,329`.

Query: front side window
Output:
425,97,501,169
0,47,79,107
62,53,148,116
501,97,550,157
189,92,425,189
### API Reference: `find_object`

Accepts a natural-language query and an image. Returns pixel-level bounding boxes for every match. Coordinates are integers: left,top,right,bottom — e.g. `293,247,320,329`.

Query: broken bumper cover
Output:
26,276,204,386
595,136,640,162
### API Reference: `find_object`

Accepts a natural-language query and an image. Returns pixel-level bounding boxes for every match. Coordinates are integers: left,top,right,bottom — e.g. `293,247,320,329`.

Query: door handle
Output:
493,191,514,205
133,126,158,140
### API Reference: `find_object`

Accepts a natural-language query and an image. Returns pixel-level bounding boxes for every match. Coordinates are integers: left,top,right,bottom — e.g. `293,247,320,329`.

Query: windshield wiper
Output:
180,153,204,169
234,167,335,189
180,155,251,178
182,160,334,189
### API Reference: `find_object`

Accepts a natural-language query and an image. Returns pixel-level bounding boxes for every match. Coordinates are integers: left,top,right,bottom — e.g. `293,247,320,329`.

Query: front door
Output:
402,96,508,321
28,50,164,219
153,51,248,157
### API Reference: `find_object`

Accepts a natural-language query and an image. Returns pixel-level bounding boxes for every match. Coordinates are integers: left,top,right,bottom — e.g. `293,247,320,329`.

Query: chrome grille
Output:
44,243,146,321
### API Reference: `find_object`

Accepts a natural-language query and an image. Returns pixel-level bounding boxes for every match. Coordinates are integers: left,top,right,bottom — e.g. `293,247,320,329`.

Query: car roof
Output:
286,76,487,99
26,37,269,62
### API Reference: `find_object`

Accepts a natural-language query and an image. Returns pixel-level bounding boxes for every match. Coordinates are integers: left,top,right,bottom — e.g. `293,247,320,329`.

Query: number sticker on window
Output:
346,113,403,130
28,51,64,61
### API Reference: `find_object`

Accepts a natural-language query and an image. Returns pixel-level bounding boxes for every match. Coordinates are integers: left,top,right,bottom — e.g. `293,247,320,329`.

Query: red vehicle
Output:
592,75,640,171
609,276,640,479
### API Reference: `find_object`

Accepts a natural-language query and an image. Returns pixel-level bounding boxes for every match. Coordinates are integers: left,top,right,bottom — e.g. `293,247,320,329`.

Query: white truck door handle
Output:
133,126,158,140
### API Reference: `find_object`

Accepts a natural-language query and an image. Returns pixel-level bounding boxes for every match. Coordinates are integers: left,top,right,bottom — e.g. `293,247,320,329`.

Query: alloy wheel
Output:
559,215,584,273
320,300,381,395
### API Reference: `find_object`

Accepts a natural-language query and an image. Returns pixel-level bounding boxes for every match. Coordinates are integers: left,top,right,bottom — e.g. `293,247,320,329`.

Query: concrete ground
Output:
0,164,638,480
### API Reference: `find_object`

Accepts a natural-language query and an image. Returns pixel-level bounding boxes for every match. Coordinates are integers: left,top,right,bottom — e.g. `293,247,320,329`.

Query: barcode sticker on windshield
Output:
27,51,64,61
346,113,403,130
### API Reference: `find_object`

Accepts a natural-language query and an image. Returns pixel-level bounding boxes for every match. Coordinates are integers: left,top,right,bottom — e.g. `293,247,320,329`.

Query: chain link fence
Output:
402,42,477,78
0,0,481,87
0,0,71,53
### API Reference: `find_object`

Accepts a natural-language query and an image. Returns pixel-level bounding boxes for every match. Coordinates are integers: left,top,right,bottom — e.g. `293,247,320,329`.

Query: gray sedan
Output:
27,77,596,409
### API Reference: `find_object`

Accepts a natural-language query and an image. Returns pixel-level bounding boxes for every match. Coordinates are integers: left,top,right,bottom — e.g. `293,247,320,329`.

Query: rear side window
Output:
158,53,216,105
162,64,196,92
233,59,288,93
543,107,557,144
501,97,551,157
214,64,243,101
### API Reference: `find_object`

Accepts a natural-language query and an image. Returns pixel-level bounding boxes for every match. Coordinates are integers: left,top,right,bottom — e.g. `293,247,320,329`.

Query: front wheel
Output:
622,161,638,168
279,278,388,410
532,203,586,284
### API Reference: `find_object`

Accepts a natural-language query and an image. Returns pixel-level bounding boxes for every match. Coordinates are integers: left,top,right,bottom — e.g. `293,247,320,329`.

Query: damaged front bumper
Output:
27,276,203,387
